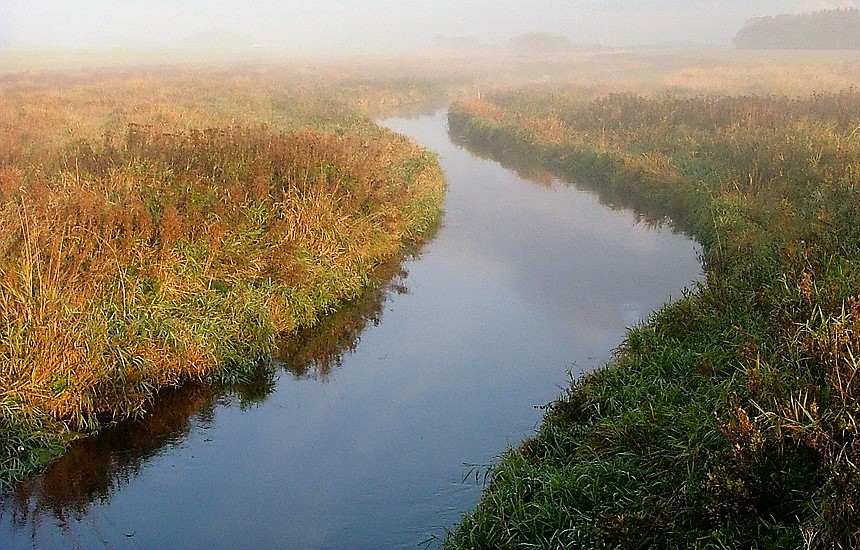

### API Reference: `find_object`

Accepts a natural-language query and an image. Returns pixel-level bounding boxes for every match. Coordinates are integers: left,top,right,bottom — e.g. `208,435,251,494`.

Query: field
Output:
445,63,860,547
0,63,450,490
3,49,860,546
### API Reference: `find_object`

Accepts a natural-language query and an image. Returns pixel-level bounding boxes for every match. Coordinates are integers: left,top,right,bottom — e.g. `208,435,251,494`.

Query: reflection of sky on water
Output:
0,111,703,550
425,111,701,356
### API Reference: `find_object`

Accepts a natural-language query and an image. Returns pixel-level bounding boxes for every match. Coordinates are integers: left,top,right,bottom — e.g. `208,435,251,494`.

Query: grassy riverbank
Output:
0,65,446,490
446,89,860,547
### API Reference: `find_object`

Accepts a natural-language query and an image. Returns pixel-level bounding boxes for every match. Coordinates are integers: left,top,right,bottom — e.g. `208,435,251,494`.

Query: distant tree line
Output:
734,8,860,49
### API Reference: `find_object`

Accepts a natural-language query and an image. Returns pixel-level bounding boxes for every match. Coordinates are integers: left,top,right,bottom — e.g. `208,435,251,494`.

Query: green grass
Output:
446,88,860,548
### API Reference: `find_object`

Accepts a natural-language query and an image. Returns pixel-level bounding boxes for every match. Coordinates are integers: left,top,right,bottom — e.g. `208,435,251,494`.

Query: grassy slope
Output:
446,89,860,548
0,65,447,490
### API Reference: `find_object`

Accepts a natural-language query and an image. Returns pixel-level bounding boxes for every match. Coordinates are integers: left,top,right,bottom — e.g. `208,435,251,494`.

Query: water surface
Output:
0,111,703,549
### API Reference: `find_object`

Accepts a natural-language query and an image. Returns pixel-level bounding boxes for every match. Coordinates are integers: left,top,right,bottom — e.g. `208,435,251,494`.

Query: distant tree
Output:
508,32,574,54
734,8,860,49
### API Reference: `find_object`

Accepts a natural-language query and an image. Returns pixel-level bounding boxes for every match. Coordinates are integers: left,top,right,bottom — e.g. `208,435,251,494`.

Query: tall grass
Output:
0,67,445,490
446,88,860,547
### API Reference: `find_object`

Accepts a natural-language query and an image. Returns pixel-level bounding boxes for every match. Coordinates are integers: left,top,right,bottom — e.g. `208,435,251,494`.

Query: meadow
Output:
0,63,448,490
446,75,860,546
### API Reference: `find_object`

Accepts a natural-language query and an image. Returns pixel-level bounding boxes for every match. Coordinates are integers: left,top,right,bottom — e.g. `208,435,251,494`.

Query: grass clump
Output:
446,88,860,548
0,68,445,490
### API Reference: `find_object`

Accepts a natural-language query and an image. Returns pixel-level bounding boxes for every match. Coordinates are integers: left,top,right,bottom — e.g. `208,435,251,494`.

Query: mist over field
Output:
1,0,857,55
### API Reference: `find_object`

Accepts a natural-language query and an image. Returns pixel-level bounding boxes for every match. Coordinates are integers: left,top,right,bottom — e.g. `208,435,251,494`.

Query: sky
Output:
1,0,857,54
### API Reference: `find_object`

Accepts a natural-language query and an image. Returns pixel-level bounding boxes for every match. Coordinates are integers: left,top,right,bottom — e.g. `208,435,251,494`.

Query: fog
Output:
1,0,857,55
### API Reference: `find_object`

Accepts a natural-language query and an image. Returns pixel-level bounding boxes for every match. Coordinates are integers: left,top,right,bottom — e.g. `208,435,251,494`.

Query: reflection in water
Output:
0,256,412,540
448,117,676,230
450,132,559,190
1,384,219,535
278,258,410,380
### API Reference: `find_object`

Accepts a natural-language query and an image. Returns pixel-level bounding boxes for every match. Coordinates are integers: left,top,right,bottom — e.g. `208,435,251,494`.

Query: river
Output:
0,110,703,549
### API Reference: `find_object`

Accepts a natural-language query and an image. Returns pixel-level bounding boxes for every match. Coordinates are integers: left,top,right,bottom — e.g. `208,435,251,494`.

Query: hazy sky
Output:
1,0,857,54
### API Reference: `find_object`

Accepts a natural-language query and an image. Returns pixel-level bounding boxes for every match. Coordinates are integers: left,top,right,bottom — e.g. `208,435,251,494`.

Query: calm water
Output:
0,111,703,549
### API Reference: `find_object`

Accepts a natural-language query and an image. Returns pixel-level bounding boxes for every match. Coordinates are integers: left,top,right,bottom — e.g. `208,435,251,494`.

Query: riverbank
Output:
0,66,446,490
446,89,860,547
